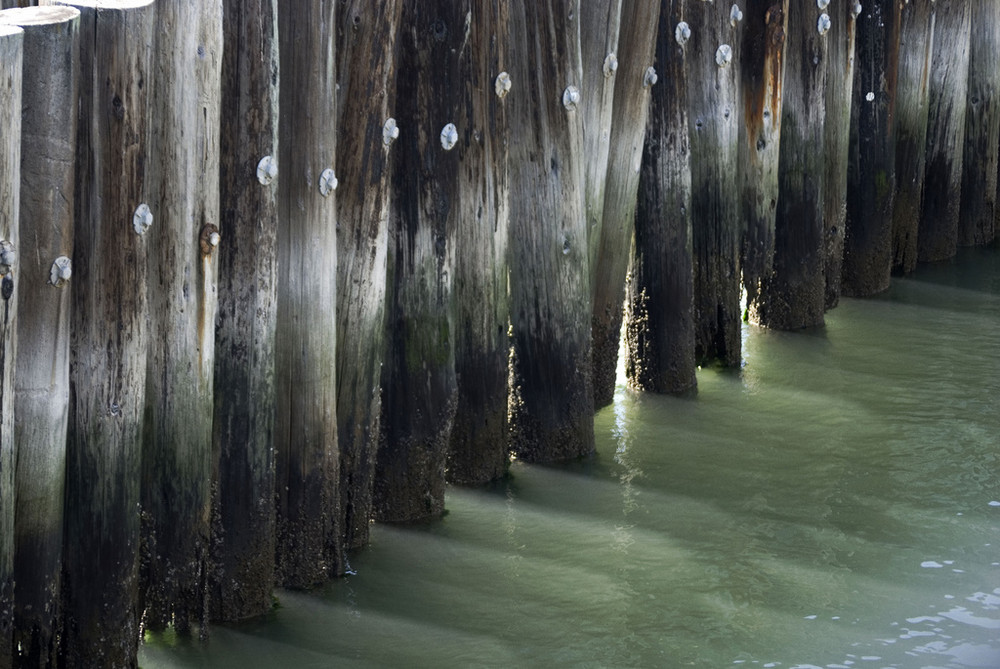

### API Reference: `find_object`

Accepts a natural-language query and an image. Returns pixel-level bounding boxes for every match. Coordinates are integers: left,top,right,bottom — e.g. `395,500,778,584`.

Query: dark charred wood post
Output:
59,1,154,664
749,1,828,330
739,0,787,319
0,8,77,665
141,0,222,632
959,0,1000,247
274,0,342,586
626,0,697,396
842,0,900,297
507,0,594,461
822,2,857,308
446,2,511,486
591,0,661,409
891,0,934,274
336,1,403,550
686,0,743,366
919,0,970,263
212,0,279,621
0,23,20,669
375,0,467,522
580,0,620,407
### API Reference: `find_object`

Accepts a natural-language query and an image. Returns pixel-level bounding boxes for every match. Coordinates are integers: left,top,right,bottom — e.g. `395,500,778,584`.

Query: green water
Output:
142,249,1000,668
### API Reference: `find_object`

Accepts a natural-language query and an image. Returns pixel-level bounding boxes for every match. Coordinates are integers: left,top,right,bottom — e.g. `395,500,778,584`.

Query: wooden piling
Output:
507,0,594,462
590,0,661,409
822,1,857,308
626,0,697,396
0,7,77,664
446,1,511,485
0,23,21,669
211,0,279,620
58,1,154,664
274,0,342,585
890,1,934,275
141,0,222,632
335,0,403,549
842,0,900,298
749,1,827,330
739,0,787,320
919,0,970,263
959,0,1000,247
685,0,743,365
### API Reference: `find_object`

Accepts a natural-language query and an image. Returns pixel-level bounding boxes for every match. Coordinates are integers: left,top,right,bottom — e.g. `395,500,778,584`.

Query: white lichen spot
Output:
440,123,459,151
133,203,153,236
256,155,277,185
562,85,580,111
817,0,830,8
852,2,863,18
382,118,400,146
319,168,338,196
643,66,658,88
716,44,733,67
817,13,831,35
603,52,618,78
495,71,512,98
49,255,72,287
866,91,875,102
730,4,743,26
675,21,691,46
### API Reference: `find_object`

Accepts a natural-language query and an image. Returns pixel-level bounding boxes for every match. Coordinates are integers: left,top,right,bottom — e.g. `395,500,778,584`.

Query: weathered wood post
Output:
274,0,342,585
748,1,828,330
590,0,661,409
336,0,402,549
211,0,279,621
507,0,594,462
141,0,222,632
685,0,743,365
58,0,154,664
626,0,697,396
0,7,77,664
0,23,21,669
843,0,899,297
919,0,970,263
739,0,787,321
959,0,1000,247
822,1,857,308
446,1,510,486
890,0,934,274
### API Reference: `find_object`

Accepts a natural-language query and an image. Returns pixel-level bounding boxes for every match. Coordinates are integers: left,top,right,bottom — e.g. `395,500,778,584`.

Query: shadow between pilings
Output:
59,1,154,665
507,0,595,462
0,7,78,665
211,0,279,621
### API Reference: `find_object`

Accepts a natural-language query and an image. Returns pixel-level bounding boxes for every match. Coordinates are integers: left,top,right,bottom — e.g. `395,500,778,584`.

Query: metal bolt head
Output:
256,155,277,185
319,168,338,196
852,2,862,18
818,13,831,35
200,224,221,256
0,240,14,275
383,118,400,146
730,4,743,26
716,44,733,67
603,53,618,78
817,0,830,8
643,66,658,88
675,22,691,46
133,203,153,235
495,71,512,98
866,91,876,102
50,255,72,287
440,123,459,151
562,85,580,111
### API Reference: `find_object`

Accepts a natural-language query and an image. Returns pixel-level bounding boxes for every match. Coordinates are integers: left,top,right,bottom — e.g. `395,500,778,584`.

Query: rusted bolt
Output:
0,241,14,276
256,155,277,185
495,71,512,98
49,256,72,287
319,168,338,196
730,4,743,26
603,53,618,78
383,118,400,146
675,21,691,46
716,44,733,67
643,66,658,88
200,224,221,256
818,13,831,35
562,85,580,111
440,123,458,151
133,203,153,235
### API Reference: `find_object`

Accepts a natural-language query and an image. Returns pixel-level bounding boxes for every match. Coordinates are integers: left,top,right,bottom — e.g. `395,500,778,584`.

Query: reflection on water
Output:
141,248,1000,668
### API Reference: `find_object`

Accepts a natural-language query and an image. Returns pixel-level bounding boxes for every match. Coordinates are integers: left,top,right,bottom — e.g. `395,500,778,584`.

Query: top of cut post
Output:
0,6,80,27
53,0,153,9
0,23,24,39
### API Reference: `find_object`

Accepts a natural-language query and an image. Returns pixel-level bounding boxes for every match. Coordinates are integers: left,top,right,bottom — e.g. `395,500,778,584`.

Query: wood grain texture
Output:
212,0,278,621
275,0,341,585
0,8,77,664
58,1,154,665
591,0,660,409
507,0,594,462
626,0,696,396
919,0,970,263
